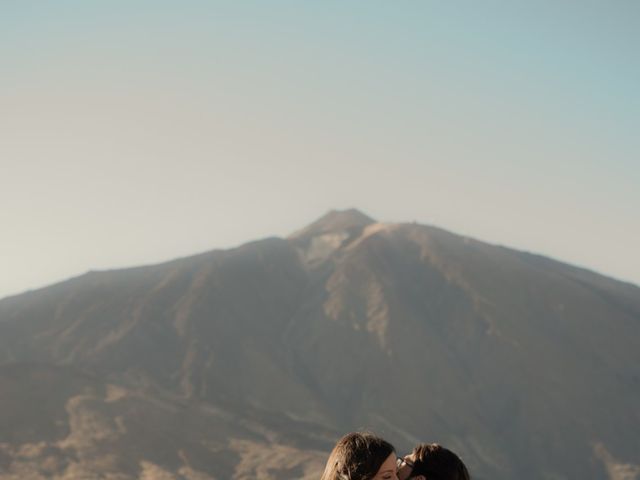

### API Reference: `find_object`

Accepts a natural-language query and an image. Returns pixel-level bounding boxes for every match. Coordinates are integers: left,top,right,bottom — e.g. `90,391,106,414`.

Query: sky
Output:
1,1,639,299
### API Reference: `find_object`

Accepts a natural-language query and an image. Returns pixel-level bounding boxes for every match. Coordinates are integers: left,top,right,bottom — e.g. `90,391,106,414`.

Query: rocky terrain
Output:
1,209,639,479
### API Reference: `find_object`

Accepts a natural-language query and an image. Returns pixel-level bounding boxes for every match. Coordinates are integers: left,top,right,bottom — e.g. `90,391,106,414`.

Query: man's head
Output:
396,443,470,480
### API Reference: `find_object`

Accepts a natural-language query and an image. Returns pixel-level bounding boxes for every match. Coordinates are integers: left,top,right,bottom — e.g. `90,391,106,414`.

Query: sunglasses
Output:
397,456,415,471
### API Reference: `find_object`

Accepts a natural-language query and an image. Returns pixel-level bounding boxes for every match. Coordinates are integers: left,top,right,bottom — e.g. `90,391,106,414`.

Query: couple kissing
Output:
321,431,470,480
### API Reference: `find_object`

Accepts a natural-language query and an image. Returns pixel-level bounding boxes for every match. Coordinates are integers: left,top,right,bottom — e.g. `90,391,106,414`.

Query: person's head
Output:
396,443,470,480
321,432,398,480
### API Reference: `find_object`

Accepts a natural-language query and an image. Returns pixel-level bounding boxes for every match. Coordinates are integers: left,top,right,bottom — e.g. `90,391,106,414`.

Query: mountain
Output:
1,209,639,479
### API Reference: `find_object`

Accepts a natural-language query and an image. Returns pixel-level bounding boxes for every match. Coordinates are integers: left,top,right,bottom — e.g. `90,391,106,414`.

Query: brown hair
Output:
410,443,470,480
321,432,396,480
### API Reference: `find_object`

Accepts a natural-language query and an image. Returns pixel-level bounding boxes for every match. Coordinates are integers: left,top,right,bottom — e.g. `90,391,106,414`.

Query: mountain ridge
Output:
4,208,636,303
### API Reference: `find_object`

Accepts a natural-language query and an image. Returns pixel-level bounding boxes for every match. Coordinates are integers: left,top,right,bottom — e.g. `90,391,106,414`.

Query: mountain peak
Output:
288,209,376,240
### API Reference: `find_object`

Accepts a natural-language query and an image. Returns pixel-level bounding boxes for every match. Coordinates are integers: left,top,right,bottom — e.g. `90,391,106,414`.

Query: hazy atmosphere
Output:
2,1,639,299
2,4,640,479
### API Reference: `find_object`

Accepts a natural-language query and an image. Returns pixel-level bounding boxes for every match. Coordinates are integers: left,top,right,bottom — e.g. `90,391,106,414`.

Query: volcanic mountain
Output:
1,209,639,479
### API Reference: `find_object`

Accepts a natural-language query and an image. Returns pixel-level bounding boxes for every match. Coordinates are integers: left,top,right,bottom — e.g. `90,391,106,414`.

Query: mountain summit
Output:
1,211,639,479
289,208,375,239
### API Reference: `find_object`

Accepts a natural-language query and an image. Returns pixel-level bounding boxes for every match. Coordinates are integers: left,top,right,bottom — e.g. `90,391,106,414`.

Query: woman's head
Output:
396,443,469,480
321,432,398,480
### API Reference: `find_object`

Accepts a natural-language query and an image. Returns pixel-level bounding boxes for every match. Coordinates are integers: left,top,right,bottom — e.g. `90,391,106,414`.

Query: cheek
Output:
397,466,410,480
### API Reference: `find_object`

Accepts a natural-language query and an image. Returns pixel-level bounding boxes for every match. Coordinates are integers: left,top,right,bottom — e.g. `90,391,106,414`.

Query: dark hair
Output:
410,443,470,480
321,432,396,480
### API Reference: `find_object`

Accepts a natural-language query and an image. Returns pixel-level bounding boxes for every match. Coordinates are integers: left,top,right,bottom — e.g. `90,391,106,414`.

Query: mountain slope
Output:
1,210,639,479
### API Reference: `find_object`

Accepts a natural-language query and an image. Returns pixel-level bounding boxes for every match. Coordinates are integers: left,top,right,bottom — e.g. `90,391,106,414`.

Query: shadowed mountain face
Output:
1,209,639,479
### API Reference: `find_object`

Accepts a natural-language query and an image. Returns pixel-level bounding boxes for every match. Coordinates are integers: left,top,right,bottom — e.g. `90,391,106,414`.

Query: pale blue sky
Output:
1,1,639,298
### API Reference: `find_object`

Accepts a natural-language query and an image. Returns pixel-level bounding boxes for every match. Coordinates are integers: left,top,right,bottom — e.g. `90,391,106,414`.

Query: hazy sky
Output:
2,1,639,299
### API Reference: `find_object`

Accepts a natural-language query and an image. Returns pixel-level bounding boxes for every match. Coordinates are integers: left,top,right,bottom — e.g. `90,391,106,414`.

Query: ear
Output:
412,476,426,480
